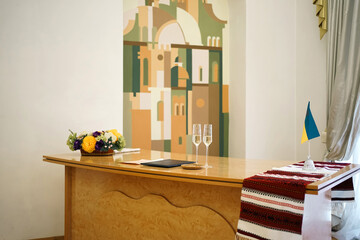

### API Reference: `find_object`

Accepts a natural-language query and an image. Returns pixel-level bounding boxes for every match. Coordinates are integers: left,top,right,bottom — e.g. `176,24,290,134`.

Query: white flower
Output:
79,131,87,138
95,135,106,142
79,131,93,137
104,132,116,142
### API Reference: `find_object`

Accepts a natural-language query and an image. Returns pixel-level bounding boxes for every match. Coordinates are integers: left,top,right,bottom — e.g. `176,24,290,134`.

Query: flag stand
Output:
303,141,316,171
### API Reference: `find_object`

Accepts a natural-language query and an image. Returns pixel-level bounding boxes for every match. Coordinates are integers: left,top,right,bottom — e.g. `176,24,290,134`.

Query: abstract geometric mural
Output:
123,0,229,156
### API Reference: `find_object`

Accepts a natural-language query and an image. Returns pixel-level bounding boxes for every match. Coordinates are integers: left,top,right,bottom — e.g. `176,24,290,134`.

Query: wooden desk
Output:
43,150,360,240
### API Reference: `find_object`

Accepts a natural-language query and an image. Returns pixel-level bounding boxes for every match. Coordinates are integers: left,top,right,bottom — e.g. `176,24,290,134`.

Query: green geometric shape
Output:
186,49,192,135
171,89,186,97
198,0,225,46
152,27,157,42
123,93,133,147
145,0,153,6
222,113,229,157
159,2,177,19
186,49,192,91
186,135,193,154
143,58,149,86
217,50,225,156
171,67,179,87
124,45,133,93
219,113,224,157
164,140,171,152
142,27,148,42
132,45,140,96
124,15,140,41
209,50,220,84
179,136,182,145
178,48,187,69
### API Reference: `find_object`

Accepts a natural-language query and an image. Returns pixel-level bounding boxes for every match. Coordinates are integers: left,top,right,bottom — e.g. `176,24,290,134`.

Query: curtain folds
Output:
326,0,360,161
326,1,360,239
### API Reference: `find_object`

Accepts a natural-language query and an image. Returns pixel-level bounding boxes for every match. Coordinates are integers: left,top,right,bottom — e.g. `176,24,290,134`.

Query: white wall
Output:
246,0,297,160
229,0,327,161
295,0,327,161
229,0,246,158
0,0,123,239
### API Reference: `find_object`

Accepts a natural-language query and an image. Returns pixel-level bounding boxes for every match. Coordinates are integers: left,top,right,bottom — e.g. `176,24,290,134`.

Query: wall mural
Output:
123,0,229,156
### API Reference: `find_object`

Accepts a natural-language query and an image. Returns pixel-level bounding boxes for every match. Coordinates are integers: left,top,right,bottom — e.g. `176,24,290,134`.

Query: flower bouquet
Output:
67,129,126,156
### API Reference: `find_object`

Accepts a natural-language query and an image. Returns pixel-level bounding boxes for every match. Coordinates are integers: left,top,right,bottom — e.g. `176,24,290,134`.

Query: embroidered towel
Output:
274,161,354,202
236,170,324,240
236,162,353,240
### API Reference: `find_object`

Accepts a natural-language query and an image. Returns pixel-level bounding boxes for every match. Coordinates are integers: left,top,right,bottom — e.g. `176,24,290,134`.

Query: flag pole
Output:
303,140,316,171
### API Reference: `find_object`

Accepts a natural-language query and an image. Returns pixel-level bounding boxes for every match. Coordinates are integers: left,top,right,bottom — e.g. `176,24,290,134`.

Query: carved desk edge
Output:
43,154,360,195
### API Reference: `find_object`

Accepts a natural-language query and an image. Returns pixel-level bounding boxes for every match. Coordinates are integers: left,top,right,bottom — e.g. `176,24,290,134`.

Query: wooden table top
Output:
43,149,360,193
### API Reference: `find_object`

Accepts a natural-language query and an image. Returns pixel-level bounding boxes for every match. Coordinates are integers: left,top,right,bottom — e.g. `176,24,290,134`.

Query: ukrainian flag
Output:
301,102,320,144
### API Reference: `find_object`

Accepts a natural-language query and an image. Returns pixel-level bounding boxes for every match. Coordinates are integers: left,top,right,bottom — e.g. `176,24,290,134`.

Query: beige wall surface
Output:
295,0,327,161
229,0,327,161
0,0,123,239
229,0,246,158
0,0,327,239
246,0,297,161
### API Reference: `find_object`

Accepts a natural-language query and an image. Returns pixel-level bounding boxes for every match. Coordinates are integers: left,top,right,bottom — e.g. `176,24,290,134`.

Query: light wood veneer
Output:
43,150,360,240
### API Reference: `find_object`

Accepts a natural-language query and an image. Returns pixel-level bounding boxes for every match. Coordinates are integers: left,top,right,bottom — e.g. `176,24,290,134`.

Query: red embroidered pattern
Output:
237,162,351,239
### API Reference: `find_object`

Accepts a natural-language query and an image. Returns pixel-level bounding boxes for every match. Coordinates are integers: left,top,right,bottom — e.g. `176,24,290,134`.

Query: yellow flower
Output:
108,129,122,141
82,136,96,153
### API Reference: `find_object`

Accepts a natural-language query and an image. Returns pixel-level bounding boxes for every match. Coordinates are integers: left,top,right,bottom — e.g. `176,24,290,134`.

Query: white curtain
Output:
326,0,360,161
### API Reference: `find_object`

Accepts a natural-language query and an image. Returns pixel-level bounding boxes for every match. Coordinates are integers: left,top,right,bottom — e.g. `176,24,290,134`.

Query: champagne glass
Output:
192,124,201,164
203,124,212,168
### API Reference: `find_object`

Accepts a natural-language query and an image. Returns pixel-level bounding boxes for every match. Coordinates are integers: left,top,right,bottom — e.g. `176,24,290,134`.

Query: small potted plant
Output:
67,129,126,156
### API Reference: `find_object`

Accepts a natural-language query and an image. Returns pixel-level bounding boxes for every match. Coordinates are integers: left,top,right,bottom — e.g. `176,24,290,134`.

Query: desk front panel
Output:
66,167,241,240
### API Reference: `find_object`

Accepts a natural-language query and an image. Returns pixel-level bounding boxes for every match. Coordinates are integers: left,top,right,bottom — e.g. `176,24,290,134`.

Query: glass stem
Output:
196,145,198,164
205,146,208,167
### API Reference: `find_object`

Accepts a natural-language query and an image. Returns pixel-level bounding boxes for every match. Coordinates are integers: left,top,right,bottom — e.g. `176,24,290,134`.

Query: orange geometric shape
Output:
196,98,205,108
171,114,186,153
139,46,152,92
192,85,209,156
171,92,186,153
132,110,151,150
157,101,164,121
212,62,218,83
178,67,189,79
208,84,220,156
178,79,187,88
188,0,199,23
130,94,140,110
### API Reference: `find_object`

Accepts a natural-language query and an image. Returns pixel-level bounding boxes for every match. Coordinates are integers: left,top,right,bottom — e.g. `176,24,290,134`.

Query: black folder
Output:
141,159,195,168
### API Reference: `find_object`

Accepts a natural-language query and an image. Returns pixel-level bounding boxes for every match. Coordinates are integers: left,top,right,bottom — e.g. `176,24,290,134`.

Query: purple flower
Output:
95,140,104,151
73,140,81,150
93,131,101,137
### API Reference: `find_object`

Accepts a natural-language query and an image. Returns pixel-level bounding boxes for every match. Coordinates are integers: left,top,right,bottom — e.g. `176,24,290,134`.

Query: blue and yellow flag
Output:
301,102,320,144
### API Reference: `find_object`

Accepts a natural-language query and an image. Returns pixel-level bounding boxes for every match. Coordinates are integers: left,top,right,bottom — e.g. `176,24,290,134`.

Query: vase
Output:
80,149,114,156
